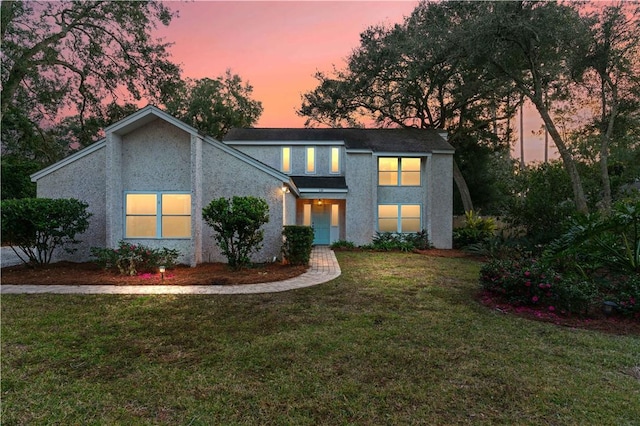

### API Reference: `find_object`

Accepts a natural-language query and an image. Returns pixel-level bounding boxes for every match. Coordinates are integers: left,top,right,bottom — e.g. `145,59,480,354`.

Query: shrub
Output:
330,240,356,250
202,196,269,270
403,229,432,250
364,232,414,252
479,256,602,314
453,210,496,248
282,226,314,265
91,241,180,276
603,275,640,318
1,197,91,265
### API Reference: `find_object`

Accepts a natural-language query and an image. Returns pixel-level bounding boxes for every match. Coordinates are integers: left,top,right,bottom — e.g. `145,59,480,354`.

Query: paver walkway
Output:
0,246,341,295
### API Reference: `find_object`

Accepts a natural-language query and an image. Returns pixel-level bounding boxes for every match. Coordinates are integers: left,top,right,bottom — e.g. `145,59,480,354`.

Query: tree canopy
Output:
163,71,263,140
299,0,640,214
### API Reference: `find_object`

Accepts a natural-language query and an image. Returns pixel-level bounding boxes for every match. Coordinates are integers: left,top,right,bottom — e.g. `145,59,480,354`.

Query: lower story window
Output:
378,204,421,233
126,192,191,238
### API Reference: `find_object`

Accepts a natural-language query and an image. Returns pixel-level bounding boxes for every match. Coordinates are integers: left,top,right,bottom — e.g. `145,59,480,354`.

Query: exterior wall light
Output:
282,186,290,193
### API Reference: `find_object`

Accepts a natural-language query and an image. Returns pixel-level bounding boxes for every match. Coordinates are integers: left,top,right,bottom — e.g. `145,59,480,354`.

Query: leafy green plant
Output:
202,196,269,270
479,256,601,314
403,229,432,250
545,197,640,275
282,226,314,266
365,232,414,252
1,198,91,265
90,241,180,276
330,240,356,250
453,210,496,248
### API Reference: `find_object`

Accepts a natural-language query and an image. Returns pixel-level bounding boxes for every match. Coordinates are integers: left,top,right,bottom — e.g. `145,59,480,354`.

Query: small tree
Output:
1,198,92,265
202,196,269,269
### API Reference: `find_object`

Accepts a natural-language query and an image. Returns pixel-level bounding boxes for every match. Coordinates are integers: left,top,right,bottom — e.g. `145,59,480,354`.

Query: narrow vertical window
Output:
331,147,340,174
306,147,315,174
331,204,339,227
303,204,312,226
281,147,291,173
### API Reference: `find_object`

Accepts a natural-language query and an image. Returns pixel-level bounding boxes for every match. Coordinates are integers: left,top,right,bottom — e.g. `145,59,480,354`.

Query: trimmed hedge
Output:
282,226,314,266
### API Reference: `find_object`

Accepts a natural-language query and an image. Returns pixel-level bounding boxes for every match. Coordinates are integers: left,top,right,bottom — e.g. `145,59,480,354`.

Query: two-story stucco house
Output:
31,105,454,266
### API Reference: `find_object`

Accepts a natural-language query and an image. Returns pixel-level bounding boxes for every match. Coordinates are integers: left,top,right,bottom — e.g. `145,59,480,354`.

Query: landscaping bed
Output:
1,261,308,286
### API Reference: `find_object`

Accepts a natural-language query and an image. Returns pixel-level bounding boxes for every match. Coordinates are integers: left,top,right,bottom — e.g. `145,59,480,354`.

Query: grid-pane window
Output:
378,157,421,186
401,158,421,186
161,194,191,238
378,158,398,186
125,193,191,238
377,204,421,233
126,194,157,237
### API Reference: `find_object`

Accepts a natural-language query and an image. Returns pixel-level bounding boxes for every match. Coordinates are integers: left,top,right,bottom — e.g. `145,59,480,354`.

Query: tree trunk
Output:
453,159,474,213
533,100,589,214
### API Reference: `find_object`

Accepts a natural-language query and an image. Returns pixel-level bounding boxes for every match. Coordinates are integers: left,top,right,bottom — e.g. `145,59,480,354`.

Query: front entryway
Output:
312,204,331,245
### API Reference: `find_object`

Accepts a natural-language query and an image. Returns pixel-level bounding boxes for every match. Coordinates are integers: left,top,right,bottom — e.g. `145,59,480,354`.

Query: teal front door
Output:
312,205,331,245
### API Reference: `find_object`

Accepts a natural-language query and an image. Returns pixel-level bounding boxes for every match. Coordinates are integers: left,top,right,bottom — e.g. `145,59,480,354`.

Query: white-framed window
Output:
331,204,339,226
306,147,316,174
303,204,312,226
378,157,421,186
331,147,340,174
281,147,291,174
125,192,191,238
378,204,421,233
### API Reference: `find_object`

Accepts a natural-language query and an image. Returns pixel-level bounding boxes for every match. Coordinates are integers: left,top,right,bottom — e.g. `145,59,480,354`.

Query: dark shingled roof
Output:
290,176,348,190
224,128,454,153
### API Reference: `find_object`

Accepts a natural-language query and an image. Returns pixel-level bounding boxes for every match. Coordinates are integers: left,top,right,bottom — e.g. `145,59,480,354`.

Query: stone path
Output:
0,246,341,295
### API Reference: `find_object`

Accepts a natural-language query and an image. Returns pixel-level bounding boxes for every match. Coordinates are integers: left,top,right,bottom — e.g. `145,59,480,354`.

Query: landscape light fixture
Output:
602,301,618,316
159,265,166,282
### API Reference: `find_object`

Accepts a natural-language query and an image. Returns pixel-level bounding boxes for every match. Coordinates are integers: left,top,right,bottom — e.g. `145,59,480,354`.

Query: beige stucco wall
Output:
344,152,376,246
35,146,107,262
427,153,454,248
201,141,287,263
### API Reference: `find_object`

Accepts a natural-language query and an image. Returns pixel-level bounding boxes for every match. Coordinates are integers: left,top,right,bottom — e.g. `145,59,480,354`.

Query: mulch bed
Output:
1,261,308,286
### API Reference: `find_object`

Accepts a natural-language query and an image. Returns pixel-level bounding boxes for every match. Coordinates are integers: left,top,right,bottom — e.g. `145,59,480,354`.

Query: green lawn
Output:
2,252,639,425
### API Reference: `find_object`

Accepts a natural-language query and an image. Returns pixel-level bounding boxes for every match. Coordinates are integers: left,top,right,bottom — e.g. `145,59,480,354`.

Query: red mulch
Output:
1,261,308,286
478,290,640,336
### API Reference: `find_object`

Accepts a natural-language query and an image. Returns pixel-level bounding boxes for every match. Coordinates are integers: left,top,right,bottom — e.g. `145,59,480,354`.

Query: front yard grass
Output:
2,251,639,425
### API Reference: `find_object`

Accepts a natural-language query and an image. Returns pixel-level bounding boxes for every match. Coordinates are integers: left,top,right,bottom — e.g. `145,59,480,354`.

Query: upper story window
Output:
331,147,340,174
306,147,316,174
126,192,191,238
378,157,421,186
281,147,291,174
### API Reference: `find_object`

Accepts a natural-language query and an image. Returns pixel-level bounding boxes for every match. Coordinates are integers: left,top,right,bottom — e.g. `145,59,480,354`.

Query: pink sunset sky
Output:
156,1,555,162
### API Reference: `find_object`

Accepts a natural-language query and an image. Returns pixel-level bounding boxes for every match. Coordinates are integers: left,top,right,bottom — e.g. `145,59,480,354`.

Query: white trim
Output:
106,105,200,137
432,149,455,154
31,140,106,181
225,140,345,147
299,188,349,193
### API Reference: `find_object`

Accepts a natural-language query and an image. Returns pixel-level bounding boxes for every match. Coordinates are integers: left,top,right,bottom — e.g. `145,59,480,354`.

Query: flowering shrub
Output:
479,257,600,314
91,241,180,276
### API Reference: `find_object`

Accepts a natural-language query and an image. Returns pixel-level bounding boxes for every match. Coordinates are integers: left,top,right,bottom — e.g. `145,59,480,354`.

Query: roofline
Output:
31,140,106,182
225,140,345,146
106,105,202,137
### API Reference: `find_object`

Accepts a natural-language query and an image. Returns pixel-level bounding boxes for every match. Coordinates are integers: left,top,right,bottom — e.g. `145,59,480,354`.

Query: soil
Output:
1,261,308,286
